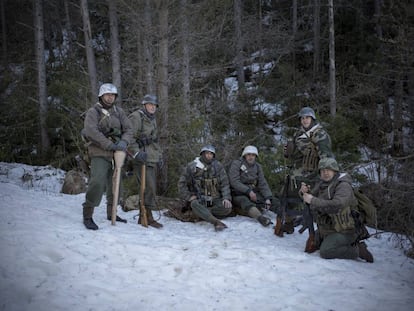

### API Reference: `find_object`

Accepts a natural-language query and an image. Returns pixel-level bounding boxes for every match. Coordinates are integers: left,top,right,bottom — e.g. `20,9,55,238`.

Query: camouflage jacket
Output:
310,172,357,236
83,103,133,161
128,109,162,164
228,158,272,199
178,157,231,202
288,122,333,175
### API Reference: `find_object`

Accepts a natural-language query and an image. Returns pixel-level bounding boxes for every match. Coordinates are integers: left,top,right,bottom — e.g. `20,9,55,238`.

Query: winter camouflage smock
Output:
309,172,357,237
289,122,333,176
83,103,133,161
128,109,162,164
178,157,232,202
228,158,272,199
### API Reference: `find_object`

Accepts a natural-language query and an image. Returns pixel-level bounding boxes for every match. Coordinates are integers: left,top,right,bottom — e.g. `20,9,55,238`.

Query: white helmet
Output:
200,145,216,156
242,145,258,157
98,83,118,97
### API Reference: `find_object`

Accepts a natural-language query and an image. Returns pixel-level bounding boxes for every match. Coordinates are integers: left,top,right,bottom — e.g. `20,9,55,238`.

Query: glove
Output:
134,150,147,163
114,140,128,151
222,199,232,209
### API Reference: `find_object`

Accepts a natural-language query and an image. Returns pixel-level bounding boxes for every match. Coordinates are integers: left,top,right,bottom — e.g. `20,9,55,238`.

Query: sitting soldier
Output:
228,145,279,227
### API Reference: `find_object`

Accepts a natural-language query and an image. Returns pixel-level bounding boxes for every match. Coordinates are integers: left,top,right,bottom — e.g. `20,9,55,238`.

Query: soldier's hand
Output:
303,193,313,204
134,150,147,163
114,140,128,151
223,199,232,209
300,182,310,194
249,191,257,202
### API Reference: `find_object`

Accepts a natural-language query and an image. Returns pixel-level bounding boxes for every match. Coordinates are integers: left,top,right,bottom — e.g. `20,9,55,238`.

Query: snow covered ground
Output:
0,162,413,311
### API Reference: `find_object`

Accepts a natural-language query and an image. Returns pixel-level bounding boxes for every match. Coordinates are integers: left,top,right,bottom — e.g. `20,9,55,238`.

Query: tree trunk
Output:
328,0,336,116
374,0,383,39
180,0,190,109
233,0,245,90
144,0,155,93
1,0,7,65
292,0,297,84
157,0,169,194
80,0,98,100
108,0,122,103
33,0,50,156
313,0,321,81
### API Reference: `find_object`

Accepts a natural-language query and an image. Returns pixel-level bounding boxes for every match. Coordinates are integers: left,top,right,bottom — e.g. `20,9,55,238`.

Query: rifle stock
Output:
302,203,317,253
274,174,289,237
139,164,148,227
111,151,127,225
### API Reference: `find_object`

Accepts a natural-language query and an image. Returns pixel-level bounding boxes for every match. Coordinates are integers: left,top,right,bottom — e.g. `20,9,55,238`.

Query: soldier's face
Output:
101,93,116,107
244,153,256,164
320,168,335,182
202,151,214,163
145,103,157,114
301,116,312,128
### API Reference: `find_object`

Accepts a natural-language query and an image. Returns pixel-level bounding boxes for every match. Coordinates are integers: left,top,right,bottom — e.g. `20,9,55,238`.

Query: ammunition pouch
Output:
137,136,158,148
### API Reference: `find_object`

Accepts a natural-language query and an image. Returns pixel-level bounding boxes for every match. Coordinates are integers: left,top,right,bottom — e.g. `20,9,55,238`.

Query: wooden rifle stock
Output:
274,174,289,237
139,164,148,227
111,151,127,225
302,203,317,253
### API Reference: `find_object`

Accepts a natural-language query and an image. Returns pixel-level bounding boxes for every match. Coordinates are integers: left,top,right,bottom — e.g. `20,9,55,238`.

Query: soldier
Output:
228,145,278,227
128,94,164,228
178,145,233,231
81,83,133,230
279,107,334,234
300,158,374,262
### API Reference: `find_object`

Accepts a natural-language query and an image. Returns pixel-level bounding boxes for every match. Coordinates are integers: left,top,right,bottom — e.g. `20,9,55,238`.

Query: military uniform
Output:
82,102,133,225
129,107,163,227
228,157,279,225
306,157,374,262
178,155,232,229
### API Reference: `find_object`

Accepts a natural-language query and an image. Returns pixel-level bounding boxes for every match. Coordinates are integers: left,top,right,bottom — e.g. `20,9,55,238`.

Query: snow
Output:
0,162,413,311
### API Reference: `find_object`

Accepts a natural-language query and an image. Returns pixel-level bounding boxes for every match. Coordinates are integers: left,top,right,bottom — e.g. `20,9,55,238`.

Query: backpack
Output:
353,187,377,228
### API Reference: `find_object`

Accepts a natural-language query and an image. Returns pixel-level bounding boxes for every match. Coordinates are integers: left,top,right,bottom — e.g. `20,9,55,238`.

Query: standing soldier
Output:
81,83,133,230
178,145,233,231
228,145,278,227
128,94,163,228
277,107,334,235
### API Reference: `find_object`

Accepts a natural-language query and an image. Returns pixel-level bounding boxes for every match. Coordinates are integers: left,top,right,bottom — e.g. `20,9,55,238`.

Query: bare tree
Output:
157,0,169,193
143,0,155,93
80,0,98,100
1,0,7,65
180,0,190,108
313,0,321,81
292,0,297,83
233,0,245,90
328,0,336,116
33,0,50,155
108,0,122,103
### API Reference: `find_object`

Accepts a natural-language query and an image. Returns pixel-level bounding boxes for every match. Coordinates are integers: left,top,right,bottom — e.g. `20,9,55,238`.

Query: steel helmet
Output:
298,107,316,120
241,145,259,157
98,83,118,97
142,94,159,106
200,145,216,156
318,157,340,172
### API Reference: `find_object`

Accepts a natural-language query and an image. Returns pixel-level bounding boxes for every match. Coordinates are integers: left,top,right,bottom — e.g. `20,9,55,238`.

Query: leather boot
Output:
139,208,163,228
214,219,227,231
358,242,374,263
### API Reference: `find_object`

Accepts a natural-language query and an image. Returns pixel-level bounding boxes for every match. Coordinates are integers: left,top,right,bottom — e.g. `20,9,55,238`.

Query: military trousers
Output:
319,232,358,260
190,198,232,223
83,157,114,219
134,162,158,210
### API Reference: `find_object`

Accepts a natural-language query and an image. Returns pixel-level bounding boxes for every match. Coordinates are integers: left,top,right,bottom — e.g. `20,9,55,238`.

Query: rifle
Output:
299,202,318,253
139,164,148,227
111,150,127,225
274,174,289,237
